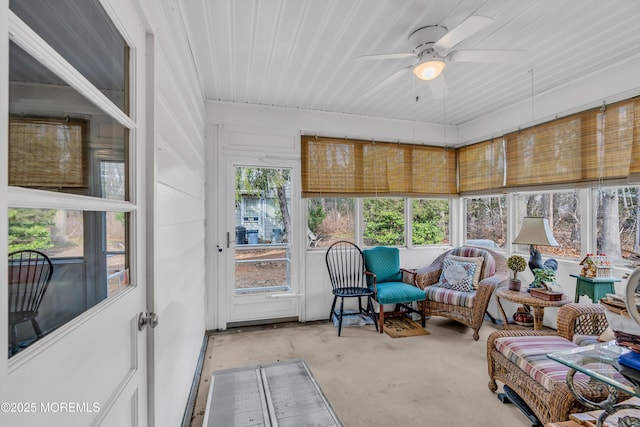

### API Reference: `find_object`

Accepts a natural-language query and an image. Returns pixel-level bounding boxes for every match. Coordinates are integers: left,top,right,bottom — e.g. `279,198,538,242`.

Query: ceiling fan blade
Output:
448,49,528,63
433,16,493,50
356,52,416,61
360,66,412,99
428,76,448,100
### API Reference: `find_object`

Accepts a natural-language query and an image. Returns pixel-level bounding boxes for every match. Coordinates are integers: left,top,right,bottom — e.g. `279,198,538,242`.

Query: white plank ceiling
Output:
179,0,640,132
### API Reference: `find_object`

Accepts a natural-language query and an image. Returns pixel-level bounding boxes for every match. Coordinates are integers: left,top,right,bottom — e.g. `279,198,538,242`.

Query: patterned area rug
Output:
383,316,429,338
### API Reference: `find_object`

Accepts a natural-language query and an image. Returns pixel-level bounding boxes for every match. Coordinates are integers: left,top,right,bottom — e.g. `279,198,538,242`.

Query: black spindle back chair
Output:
8,250,53,355
325,241,378,336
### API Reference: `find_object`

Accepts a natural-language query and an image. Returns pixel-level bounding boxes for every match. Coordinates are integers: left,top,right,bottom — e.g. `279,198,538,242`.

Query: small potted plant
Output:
531,267,557,289
507,255,527,291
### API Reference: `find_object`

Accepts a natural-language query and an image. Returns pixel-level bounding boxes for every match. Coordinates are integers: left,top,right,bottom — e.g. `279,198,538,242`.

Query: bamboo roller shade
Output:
301,136,456,197
307,95,640,196
9,118,87,188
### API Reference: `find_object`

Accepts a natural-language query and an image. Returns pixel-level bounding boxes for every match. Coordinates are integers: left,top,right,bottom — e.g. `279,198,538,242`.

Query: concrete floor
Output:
188,317,533,427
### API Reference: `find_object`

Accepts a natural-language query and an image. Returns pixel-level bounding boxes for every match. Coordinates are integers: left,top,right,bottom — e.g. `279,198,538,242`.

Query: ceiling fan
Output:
357,16,527,99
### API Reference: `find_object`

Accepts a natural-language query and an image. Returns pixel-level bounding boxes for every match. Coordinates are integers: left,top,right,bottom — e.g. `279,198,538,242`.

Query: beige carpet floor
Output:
189,317,533,427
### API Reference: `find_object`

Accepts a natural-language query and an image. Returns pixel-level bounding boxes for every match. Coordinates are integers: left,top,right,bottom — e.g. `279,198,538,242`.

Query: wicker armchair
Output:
487,303,611,425
415,246,509,340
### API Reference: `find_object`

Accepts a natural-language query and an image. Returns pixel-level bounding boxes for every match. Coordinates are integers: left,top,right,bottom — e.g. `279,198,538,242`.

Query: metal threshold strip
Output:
204,358,343,427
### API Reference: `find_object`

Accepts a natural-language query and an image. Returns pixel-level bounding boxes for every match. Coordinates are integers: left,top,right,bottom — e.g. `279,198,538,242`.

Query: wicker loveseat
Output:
487,303,614,425
415,246,509,340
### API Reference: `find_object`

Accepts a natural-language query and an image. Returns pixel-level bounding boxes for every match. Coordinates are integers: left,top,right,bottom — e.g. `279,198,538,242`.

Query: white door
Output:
225,158,299,325
2,1,150,426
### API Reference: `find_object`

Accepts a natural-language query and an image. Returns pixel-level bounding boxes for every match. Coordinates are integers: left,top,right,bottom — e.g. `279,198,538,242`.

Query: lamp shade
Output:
412,58,446,81
512,217,559,247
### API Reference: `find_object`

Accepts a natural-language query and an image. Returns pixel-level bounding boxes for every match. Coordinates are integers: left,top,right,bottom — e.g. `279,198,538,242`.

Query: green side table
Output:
570,274,620,303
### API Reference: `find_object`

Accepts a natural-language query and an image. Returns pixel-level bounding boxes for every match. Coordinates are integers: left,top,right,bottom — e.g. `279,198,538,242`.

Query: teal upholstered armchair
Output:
363,246,426,334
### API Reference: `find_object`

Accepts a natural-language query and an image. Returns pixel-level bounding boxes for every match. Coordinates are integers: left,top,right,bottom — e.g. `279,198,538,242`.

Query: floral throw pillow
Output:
446,255,484,289
437,258,478,292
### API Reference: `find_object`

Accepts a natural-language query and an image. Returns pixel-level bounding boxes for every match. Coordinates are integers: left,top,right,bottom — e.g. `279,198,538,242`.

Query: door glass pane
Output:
10,0,129,113
101,161,127,201
8,208,130,357
9,41,128,200
235,167,291,293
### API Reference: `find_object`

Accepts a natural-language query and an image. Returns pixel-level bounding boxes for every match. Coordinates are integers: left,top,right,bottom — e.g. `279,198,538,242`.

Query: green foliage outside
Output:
114,211,125,224
412,199,447,245
363,198,404,246
8,208,56,252
307,199,326,234
362,198,448,246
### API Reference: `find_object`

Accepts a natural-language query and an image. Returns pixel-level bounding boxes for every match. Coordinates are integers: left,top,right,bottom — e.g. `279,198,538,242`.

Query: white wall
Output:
138,2,207,427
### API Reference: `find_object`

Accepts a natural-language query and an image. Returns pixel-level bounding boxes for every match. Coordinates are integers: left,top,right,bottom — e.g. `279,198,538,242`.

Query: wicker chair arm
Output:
475,281,497,297
555,303,608,341
400,268,418,286
477,271,509,288
415,268,442,289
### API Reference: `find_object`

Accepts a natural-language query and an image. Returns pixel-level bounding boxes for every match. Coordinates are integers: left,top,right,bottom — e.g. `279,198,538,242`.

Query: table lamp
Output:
512,217,560,285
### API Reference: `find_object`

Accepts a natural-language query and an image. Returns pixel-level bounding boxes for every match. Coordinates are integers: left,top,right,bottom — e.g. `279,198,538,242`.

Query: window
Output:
596,186,640,264
412,199,449,245
8,42,128,200
306,197,449,248
10,0,129,114
363,198,405,247
514,191,581,259
307,198,355,248
465,196,506,249
7,0,132,357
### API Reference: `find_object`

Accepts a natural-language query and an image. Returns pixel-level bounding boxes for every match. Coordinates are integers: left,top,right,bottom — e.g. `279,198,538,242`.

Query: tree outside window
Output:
363,198,404,246
465,196,506,249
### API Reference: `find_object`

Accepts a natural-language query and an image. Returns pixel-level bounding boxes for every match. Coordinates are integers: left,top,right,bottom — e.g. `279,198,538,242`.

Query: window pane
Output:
596,186,639,265
307,198,355,248
465,196,506,249
101,161,126,201
363,198,404,246
10,0,129,113
412,199,449,245
514,191,580,259
9,41,128,200
8,208,130,357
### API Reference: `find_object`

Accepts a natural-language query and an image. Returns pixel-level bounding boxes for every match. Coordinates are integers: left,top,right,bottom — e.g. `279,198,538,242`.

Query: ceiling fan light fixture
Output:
412,58,446,80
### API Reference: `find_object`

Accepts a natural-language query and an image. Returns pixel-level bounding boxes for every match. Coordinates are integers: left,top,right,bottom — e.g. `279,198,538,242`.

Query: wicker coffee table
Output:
496,287,572,330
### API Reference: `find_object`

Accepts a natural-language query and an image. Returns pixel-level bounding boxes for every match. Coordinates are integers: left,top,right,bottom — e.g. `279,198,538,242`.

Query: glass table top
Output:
548,341,640,397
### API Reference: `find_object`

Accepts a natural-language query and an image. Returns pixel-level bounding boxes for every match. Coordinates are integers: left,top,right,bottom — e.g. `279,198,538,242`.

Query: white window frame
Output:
6,6,139,353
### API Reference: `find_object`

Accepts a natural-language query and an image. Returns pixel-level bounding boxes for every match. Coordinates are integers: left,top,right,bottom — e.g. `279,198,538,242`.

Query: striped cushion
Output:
450,247,496,280
494,336,588,391
424,286,476,308
572,334,601,347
